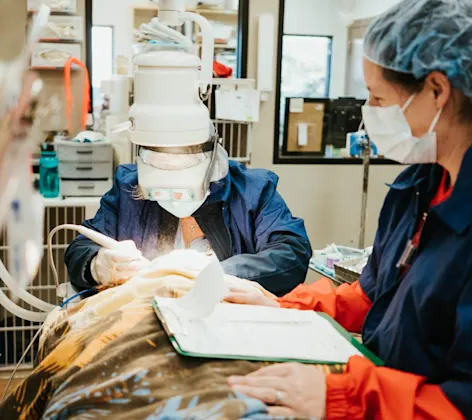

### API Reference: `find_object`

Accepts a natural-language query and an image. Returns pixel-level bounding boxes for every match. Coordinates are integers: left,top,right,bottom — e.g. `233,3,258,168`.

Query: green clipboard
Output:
152,299,383,367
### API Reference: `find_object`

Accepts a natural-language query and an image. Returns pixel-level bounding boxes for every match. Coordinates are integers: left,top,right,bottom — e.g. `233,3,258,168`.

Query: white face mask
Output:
158,193,209,218
361,94,443,164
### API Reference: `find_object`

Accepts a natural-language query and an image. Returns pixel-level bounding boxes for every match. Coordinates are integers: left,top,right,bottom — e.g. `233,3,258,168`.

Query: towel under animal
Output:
1,250,342,420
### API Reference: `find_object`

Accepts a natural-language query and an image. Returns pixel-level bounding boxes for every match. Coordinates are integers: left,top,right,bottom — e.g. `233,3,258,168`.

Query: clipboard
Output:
152,298,383,366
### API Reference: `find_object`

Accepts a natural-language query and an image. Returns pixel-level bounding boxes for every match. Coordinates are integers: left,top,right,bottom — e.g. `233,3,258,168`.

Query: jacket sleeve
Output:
220,188,312,297
325,356,464,420
64,168,122,291
325,278,472,419
277,279,372,333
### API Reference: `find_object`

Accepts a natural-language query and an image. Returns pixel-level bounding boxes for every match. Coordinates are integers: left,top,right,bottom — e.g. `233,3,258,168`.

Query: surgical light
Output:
114,0,215,148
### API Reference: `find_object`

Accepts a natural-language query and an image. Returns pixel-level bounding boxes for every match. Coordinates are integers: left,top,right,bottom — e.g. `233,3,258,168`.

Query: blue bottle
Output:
39,143,60,198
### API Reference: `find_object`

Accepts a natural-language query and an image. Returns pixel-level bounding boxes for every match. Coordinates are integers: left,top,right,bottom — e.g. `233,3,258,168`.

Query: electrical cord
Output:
60,288,96,308
47,224,81,288
0,288,95,402
1,324,44,403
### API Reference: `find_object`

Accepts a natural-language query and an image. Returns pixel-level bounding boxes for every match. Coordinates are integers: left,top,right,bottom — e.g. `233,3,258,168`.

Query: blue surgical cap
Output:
364,0,472,97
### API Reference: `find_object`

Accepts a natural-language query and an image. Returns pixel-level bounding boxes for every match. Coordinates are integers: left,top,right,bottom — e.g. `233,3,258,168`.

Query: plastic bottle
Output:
39,143,60,198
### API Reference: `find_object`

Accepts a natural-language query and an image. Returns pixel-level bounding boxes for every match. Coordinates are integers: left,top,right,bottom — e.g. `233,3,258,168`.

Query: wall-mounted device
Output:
257,13,275,102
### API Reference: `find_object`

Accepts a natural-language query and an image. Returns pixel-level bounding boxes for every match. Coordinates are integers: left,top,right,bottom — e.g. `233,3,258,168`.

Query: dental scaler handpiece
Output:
76,225,131,251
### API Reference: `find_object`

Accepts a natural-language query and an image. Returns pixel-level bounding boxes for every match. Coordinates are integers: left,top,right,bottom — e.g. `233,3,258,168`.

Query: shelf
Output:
42,197,101,207
38,38,83,43
133,4,158,11
133,6,237,17
194,8,238,17
197,42,236,50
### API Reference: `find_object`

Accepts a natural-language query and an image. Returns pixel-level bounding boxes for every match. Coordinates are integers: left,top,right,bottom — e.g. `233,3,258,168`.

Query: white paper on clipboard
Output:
215,89,260,122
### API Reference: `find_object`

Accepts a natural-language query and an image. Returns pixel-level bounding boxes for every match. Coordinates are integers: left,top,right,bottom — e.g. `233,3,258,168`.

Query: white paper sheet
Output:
172,260,228,318
156,299,362,364
215,89,260,122
290,98,304,113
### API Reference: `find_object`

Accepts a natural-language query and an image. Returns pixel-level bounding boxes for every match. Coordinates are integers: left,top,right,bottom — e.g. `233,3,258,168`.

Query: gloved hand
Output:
90,240,150,285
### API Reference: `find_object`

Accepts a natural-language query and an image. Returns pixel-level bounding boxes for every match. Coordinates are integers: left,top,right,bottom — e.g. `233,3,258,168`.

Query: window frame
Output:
90,24,115,110
273,0,397,165
273,0,334,164
277,33,333,159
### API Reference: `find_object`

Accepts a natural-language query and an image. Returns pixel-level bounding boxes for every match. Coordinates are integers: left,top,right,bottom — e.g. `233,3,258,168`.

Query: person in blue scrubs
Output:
65,123,311,297
225,1,472,419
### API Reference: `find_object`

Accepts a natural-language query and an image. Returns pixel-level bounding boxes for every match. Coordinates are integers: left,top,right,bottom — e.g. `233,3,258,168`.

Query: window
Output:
91,25,114,109
278,34,332,149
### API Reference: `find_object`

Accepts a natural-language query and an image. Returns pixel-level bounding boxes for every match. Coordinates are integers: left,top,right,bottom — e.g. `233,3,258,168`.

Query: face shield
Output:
137,128,229,217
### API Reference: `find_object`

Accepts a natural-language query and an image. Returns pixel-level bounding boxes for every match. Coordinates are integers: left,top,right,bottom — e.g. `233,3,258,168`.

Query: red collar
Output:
430,169,453,208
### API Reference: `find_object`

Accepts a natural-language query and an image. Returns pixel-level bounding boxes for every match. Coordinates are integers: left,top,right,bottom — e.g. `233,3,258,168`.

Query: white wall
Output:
353,0,401,20
93,0,140,71
247,0,403,283
283,0,348,97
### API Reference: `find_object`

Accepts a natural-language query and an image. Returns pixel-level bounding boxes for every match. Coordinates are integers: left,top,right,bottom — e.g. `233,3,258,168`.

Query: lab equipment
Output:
115,0,215,148
257,14,275,101
49,224,148,290
100,75,133,165
310,244,371,283
364,0,472,97
55,137,113,197
39,143,60,198
0,222,132,323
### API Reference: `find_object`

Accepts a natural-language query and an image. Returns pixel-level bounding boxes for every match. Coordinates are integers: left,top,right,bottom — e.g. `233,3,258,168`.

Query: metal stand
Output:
358,137,371,249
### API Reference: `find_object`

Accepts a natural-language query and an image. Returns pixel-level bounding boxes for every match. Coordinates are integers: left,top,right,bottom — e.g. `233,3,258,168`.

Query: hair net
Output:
364,0,472,97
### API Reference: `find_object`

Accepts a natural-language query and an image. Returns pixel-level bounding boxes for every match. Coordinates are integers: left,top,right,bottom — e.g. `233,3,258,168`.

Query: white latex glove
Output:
90,241,150,285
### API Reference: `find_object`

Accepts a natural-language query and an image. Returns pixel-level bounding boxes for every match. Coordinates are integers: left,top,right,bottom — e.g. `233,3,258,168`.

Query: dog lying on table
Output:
0,250,344,420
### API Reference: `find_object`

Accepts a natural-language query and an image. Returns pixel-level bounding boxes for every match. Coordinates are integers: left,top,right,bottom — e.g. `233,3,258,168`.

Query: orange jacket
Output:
278,279,464,420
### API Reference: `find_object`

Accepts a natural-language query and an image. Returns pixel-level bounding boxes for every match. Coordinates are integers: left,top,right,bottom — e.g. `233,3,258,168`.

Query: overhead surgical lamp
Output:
113,0,215,148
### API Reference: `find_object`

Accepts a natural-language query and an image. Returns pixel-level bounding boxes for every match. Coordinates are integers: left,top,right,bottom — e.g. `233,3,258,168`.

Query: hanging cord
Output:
1,324,44,403
64,57,90,134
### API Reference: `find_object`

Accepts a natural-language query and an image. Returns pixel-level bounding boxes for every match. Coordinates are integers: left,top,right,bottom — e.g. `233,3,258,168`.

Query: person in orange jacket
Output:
225,0,472,418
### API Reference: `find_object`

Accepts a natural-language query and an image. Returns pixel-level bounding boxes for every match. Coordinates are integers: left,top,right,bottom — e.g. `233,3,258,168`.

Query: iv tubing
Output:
0,288,47,322
48,224,124,287
150,18,193,48
0,258,55,312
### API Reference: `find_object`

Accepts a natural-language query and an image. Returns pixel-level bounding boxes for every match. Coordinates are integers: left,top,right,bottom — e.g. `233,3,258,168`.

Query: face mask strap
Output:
402,93,417,112
428,107,443,133
357,99,370,132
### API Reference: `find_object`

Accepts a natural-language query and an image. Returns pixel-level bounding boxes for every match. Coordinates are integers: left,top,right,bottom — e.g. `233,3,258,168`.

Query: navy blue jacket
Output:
361,146,472,418
65,161,311,296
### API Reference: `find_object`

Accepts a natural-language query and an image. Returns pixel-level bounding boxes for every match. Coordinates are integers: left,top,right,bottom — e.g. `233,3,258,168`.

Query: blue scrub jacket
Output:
65,161,312,296
361,146,472,418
